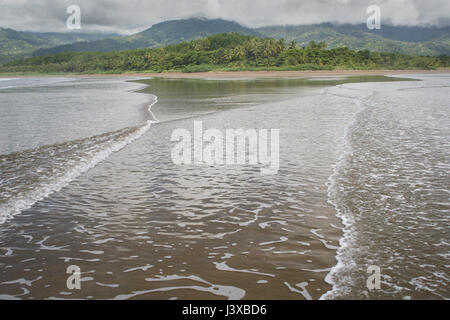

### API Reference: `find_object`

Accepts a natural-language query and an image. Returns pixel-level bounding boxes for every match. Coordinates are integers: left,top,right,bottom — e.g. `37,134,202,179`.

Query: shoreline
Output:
1,69,449,79
133,69,450,79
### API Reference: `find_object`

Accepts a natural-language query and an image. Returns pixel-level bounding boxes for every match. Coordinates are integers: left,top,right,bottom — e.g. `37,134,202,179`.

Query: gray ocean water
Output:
0,74,448,299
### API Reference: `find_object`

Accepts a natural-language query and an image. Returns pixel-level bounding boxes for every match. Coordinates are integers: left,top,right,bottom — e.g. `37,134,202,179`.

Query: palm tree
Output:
277,38,286,54
233,46,245,60
289,40,297,50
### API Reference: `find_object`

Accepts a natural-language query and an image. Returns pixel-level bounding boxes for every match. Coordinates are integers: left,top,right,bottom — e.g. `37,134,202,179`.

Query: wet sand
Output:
0,76,364,299
1,74,448,299
2,69,450,80
129,69,450,79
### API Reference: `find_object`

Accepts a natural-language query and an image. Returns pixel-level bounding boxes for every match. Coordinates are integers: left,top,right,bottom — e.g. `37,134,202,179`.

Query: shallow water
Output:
0,74,448,300
322,74,450,300
0,77,149,154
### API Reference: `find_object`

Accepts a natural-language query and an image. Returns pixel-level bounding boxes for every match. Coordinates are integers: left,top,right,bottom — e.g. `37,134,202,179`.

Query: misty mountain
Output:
0,28,118,64
1,18,449,64
256,23,450,56
32,18,261,56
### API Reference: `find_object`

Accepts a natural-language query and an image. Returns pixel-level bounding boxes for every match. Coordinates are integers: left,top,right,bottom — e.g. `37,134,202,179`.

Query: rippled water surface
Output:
322,75,450,300
0,74,448,299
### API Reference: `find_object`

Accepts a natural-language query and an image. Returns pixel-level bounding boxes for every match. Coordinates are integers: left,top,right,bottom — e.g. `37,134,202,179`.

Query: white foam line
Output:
284,281,313,300
213,261,275,277
259,236,288,246
123,264,153,273
113,274,246,300
0,94,159,224
320,84,374,300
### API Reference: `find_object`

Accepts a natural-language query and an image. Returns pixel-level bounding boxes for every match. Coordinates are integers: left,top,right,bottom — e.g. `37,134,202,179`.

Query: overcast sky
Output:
0,0,449,34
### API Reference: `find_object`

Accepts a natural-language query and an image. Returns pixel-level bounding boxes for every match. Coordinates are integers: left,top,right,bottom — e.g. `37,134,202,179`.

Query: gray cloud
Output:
0,0,449,33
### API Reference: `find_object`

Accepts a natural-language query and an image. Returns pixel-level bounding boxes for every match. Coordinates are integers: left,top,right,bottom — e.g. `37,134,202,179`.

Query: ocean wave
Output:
0,94,158,224
319,85,374,300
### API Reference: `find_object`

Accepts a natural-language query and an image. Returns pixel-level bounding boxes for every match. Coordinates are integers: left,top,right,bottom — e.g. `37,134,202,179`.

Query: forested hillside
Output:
32,19,260,56
0,28,117,64
2,33,448,74
27,19,450,58
2,19,450,65
256,24,450,56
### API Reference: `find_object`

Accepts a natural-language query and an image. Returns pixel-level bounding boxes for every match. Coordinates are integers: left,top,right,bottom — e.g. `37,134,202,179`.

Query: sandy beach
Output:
132,69,450,79
2,69,450,80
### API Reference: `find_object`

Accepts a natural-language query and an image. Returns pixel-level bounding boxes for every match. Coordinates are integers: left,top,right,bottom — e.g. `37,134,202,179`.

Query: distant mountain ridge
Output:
32,18,261,56
1,18,449,64
256,23,450,56
0,28,118,64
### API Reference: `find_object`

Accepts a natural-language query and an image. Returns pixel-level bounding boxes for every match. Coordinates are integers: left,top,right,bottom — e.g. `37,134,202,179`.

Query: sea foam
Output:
0,94,158,224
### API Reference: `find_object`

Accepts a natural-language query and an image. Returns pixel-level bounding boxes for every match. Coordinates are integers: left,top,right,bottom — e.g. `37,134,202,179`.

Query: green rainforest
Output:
1,33,449,74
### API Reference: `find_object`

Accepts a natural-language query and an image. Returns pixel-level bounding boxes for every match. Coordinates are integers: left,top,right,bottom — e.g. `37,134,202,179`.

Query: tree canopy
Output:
1,33,449,74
